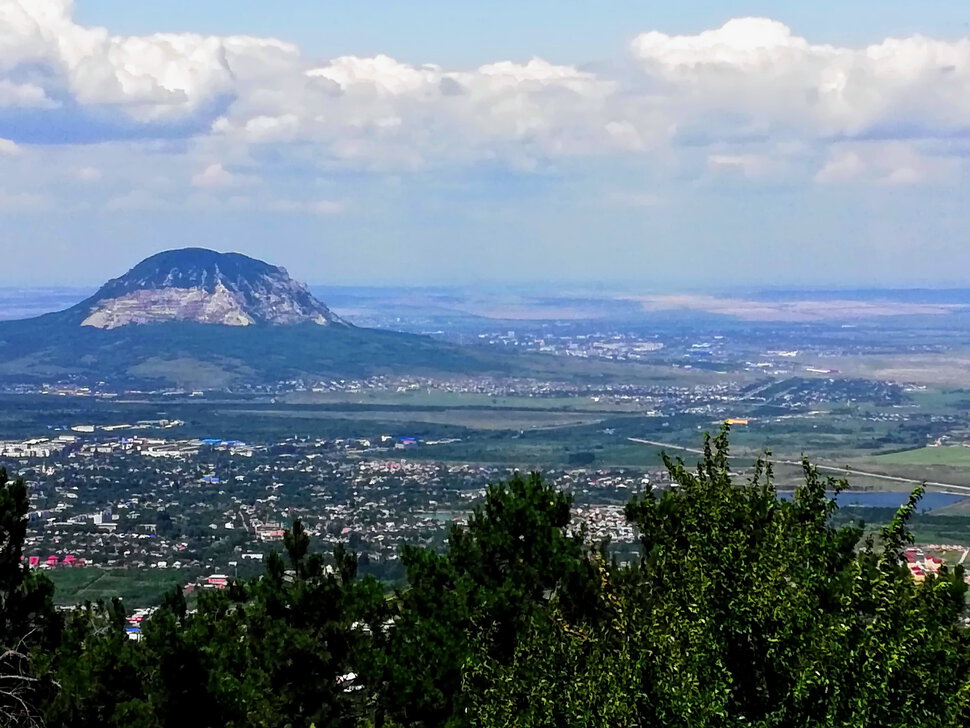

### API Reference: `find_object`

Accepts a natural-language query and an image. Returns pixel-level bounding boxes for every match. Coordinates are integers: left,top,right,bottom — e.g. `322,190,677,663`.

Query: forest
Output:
2,428,970,728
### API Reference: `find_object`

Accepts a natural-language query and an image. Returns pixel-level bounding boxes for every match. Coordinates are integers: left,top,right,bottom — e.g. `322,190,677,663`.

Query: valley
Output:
7,274,970,607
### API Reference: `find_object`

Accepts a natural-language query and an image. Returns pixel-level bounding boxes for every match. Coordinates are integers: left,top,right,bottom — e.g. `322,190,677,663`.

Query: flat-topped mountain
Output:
0,248,515,388
73,248,345,329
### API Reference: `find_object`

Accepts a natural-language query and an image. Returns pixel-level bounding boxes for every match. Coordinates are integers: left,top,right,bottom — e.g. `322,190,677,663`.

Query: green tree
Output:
464,428,970,728
39,519,377,728
21,429,970,728
0,468,59,727
140,522,377,728
44,599,155,728
375,472,601,727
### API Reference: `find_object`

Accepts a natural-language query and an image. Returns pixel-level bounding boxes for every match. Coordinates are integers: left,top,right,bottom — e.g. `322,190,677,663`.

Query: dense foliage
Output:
0,468,60,727
3,428,970,727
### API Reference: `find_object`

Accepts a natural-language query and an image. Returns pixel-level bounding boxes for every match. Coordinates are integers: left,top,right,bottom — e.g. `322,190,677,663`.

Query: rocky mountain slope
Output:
0,248,514,388
73,248,345,329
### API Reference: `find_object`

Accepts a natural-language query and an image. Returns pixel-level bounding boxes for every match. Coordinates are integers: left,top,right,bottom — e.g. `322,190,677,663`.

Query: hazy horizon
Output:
7,278,970,326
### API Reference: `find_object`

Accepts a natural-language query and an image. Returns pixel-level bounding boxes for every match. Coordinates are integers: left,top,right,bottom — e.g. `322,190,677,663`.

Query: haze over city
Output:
1,0,969,287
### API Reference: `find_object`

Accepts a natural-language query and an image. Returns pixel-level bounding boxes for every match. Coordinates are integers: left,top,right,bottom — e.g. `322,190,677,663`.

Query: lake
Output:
777,491,966,512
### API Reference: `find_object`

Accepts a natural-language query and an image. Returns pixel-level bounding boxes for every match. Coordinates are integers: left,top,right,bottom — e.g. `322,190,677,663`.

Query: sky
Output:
1,0,970,288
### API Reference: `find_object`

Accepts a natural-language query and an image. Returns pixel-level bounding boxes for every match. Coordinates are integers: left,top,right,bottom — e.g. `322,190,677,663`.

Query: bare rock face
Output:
77,248,345,329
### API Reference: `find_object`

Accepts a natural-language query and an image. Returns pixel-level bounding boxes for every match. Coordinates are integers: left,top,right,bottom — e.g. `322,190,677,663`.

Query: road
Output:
627,438,970,495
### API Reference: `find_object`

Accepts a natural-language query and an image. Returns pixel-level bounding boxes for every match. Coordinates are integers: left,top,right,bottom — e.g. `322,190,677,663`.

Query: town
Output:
10,431,656,592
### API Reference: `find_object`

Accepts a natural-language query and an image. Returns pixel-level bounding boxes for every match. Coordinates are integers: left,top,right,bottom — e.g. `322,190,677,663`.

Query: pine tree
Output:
0,468,59,726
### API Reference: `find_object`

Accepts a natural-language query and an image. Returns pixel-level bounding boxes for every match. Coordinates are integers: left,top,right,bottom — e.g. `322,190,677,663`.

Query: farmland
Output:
876,446,970,467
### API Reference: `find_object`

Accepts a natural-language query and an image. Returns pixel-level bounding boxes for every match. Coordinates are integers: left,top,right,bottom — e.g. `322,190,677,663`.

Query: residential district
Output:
10,431,652,583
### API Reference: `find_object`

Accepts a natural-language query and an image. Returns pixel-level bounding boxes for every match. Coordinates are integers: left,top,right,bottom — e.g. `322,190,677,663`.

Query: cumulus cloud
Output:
0,2,970,187
814,142,955,186
630,17,970,140
191,162,245,189
0,79,56,108
0,136,19,155
814,149,866,183
211,53,623,170
0,0,641,167
0,0,299,121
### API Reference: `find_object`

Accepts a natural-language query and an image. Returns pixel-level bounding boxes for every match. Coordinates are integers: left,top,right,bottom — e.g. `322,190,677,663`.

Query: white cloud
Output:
631,18,970,139
0,0,301,120
0,1,626,167
212,53,622,169
0,79,56,108
0,137,20,155
191,162,247,189
0,3,968,190
814,142,955,186
815,149,866,183
882,166,923,186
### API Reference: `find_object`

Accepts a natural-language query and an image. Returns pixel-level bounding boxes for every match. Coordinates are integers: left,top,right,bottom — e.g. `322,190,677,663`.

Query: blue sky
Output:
73,1,970,65
1,1,969,287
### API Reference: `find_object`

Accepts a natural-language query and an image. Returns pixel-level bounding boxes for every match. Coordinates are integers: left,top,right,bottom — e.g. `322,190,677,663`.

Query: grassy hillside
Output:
0,315,511,388
0,310,735,389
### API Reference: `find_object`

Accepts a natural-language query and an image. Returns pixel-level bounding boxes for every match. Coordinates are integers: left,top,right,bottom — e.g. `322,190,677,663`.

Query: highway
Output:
627,438,970,495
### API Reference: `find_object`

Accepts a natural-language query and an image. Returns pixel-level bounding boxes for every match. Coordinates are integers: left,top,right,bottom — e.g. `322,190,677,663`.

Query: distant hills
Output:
0,249,506,389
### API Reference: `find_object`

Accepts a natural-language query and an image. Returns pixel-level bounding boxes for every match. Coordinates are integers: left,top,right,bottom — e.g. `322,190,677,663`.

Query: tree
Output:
18,429,970,727
464,428,970,728
136,521,378,728
0,468,59,727
374,472,601,727
44,599,155,728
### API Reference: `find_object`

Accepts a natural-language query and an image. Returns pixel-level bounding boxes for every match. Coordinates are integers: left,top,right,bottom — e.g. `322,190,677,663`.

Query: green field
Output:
906,389,970,410
875,446,970,466
221,407,606,431
283,390,648,413
48,567,192,607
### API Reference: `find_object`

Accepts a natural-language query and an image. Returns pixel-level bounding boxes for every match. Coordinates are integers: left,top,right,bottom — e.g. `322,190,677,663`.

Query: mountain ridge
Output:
68,248,345,330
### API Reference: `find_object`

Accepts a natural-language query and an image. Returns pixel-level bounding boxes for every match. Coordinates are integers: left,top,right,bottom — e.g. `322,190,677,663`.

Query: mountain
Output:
0,249,510,389
68,248,345,329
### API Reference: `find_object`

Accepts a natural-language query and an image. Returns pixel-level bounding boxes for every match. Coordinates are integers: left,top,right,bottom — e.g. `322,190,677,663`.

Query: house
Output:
203,574,229,589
